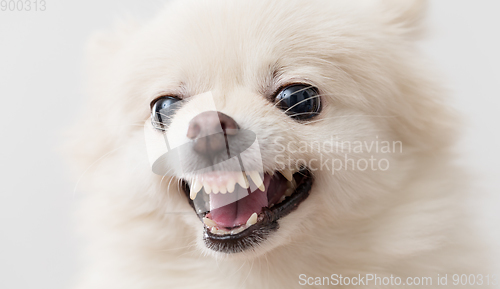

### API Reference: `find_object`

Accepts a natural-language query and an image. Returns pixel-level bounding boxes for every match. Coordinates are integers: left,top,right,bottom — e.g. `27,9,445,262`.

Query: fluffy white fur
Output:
66,0,494,288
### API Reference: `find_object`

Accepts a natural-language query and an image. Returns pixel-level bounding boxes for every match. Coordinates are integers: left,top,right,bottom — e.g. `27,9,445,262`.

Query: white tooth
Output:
287,179,297,189
285,188,294,197
246,212,258,226
278,195,286,203
236,172,249,189
203,217,217,227
231,226,245,235
212,227,228,235
190,179,203,200
204,184,212,194
212,185,219,194
220,185,227,194
282,169,294,182
227,180,236,193
248,171,265,191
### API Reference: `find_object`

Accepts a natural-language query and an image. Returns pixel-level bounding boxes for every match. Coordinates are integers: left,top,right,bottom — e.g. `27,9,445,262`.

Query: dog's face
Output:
75,0,454,258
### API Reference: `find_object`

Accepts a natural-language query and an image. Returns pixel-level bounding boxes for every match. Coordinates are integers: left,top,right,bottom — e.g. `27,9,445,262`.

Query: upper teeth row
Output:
189,169,294,200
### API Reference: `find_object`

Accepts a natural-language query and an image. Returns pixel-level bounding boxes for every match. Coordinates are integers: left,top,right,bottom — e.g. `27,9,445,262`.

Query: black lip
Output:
182,169,313,254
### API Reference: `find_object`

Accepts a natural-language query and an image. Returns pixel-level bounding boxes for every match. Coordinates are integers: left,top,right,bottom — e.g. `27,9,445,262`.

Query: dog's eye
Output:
151,96,182,130
275,84,321,120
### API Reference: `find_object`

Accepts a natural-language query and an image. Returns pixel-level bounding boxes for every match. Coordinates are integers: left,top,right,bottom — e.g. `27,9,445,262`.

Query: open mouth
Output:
181,167,313,253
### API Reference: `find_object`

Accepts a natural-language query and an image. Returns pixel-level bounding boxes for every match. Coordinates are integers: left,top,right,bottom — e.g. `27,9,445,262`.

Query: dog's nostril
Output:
186,123,201,140
187,111,239,156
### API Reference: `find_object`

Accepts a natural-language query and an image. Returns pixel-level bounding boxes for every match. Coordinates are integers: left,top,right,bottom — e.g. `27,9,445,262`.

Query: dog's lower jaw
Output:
183,169,314,254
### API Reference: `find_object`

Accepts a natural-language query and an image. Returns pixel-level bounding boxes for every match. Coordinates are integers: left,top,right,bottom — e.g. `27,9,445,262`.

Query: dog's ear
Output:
378,0,428,39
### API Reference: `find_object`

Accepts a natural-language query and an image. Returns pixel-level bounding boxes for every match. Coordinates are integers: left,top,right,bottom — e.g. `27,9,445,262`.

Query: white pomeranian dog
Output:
66,0,495,288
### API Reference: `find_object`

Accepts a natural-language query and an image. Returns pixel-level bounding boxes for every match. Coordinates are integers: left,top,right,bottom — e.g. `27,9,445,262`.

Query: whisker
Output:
72,145,126,197
159,168,174,188
156,241,197,252
103,124,148,128
280,114,398,130
283,95,321,114
272,84,315,108
242,259,254,287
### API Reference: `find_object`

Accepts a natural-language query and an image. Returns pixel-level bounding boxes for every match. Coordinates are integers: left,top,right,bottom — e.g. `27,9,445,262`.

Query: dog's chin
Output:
179,168,313,255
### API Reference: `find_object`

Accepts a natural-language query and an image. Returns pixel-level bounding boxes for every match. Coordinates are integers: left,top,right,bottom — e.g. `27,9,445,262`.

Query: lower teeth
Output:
202,175,297,235
205,212,258,235
208,223,251,235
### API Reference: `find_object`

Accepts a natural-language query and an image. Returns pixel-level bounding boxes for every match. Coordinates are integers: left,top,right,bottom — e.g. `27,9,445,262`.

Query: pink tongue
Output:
209,178,270,228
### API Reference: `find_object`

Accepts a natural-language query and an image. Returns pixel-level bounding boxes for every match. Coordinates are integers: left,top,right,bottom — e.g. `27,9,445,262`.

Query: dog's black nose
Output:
187,111,239,156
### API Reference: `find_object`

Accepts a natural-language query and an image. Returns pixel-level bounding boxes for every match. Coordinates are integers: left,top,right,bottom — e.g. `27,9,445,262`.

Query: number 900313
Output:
452,274,498,286
1,0,46,11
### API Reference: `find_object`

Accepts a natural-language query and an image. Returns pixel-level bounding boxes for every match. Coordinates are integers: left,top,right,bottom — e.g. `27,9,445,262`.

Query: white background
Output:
0,1,498,288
